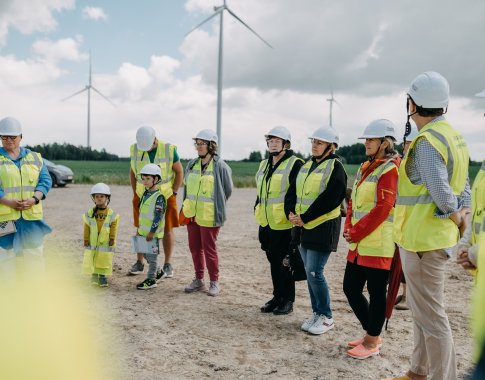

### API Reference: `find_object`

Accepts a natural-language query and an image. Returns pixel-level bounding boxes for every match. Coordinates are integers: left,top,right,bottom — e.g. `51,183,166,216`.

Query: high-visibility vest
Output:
393,119,469,251
0,151,44,222
254,155,303,230
472,232,485,361
82,208,119,275
182,159,215,227
349,159,397,257
295,158,341,229
130,142,176,199
471,159,485,246
137,190,165,238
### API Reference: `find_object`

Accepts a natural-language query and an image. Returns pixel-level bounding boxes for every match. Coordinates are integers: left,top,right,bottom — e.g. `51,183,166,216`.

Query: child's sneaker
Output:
98,275,108,287
136,278,157,290
163,263,174,278
156,268,165,283
91,274,99,285
128,261,144,275
184,278,206,293
207,281,220,297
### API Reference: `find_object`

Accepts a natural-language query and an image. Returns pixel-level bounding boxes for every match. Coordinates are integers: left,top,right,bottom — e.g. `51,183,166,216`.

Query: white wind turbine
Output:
62,54,115,148
326,89,340,128
186,0,272,154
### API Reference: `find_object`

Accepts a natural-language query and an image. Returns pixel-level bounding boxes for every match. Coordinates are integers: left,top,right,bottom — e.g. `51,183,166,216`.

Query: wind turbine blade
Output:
185,10,222,37
61,87,88,102
225,8,273,48
91,87,116,107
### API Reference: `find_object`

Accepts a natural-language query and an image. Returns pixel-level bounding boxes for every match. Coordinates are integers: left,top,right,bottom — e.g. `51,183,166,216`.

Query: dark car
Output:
44,159,74,187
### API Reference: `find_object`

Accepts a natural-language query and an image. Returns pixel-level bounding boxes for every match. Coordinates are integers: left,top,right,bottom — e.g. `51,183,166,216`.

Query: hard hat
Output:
136,126,156,151
264,126,291,142
140,163,161,177
309,126,339,147
407,71,449,109
0,117,22,136
90,182,111,196
359,119,397,141
405,126,419,142
194,129,218,144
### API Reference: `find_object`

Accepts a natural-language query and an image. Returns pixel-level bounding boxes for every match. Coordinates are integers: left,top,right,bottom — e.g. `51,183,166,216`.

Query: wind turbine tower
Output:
326,89,339,128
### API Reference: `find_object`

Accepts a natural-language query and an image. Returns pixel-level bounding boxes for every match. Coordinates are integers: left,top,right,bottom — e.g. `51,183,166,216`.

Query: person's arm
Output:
344,198,353,233
284,178,297,217
171,161,184,195
220,161,233,200
84,223,90,247
147,195,166,241
109,214,119,246
130,168,137,194
34,162,52,197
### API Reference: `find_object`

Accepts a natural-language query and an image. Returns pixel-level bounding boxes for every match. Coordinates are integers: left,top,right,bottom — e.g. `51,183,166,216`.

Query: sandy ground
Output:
42,185,474,380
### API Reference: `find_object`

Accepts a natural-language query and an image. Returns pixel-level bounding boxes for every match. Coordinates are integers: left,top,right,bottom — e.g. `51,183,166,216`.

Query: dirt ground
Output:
43,185,474,380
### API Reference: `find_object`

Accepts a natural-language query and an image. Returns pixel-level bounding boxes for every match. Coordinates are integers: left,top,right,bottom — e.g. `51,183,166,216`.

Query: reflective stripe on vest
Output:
137,190,165,238
471,159,485,245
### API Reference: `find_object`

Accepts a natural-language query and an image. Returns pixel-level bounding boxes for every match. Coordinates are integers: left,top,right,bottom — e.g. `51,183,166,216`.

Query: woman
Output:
0,117,52,282
255,126,303,315
342,119,400,359
285,126,347,335
182,129,233,296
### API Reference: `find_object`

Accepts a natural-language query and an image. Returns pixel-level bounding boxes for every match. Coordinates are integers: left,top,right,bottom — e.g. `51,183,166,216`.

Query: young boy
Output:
82,183,119,287
135,164,166,290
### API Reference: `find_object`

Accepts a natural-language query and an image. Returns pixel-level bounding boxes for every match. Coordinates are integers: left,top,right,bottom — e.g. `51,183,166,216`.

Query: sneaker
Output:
98,275,108,287
301,312,318,332
308,315,334,335
207,281,220,297
128,261,144,275
347,343,380,359
348,336,382,348
136,278,157,290
163,263,174,278
90,274,99,285
184,278,206,293
156,268,165,283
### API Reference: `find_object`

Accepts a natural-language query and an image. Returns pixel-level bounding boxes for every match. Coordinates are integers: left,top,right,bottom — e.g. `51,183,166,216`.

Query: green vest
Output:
393,119,470,251
349,160,397,257
137,190,165,238
0,151,44,222
295,158,341,229
471,160,485,246
254,155,303,230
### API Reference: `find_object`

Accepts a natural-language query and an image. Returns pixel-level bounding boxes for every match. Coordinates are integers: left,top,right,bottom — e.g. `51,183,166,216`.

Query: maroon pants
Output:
187,221,220,281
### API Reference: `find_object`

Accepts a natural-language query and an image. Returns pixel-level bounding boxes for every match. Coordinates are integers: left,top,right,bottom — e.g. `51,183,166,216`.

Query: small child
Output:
82,183,119,287
135,163,166,290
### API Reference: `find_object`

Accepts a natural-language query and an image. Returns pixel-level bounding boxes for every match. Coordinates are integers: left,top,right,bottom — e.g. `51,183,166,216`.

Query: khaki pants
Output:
399,247,456,380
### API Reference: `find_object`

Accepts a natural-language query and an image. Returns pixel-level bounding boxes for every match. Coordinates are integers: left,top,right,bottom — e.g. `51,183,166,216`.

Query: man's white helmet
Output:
194,129,218,144
136,126,156,151
407,71,449,109
264,126,291,142
140,163,161,177
90,183,111,195
0,117,22,136
309,126,339,147
359,119,397,141
405,126,419,142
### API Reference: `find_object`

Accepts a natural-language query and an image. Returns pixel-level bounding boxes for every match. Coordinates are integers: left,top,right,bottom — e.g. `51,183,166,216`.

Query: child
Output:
82,183,119,287
135,163,166,290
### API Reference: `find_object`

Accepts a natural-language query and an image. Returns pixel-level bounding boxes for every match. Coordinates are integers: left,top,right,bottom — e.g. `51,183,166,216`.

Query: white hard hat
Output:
359,119,397,141
140,163,161,177
90,182,111,195
407,71,449,109
194,129,218,144
405,126,419,142
264,126,291,142
0,117,22,136
309,126,339,147
136,126,156,151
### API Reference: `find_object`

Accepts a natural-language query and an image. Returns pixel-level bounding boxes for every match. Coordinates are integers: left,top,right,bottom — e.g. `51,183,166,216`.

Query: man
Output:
129,126,183,278
386,71,471,380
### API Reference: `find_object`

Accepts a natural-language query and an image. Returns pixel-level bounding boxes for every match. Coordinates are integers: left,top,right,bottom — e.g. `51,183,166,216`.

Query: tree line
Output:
25,143,120,161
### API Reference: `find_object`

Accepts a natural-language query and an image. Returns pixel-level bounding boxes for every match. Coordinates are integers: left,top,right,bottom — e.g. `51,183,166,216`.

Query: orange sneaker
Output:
381,376,411,380
347,343,380,359
347,336,382,348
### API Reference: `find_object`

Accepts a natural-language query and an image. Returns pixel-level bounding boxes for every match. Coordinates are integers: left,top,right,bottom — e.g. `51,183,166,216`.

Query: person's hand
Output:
109,239,115,247
456,248,476,270
450,211,465,237
19,198,36,210
343,230,353,243
2,198,23,210
146,232,154,242
289,212,304,227
84,241,90,247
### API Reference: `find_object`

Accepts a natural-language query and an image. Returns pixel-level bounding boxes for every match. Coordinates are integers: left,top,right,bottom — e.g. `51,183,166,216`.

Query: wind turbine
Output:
62,53,115,148
326,89,340,128
186,0,272,154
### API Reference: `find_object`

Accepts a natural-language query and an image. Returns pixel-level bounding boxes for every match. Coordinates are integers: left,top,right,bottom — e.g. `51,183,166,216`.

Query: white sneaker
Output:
301,312,318,332
307,315,334,335
207,281,220,297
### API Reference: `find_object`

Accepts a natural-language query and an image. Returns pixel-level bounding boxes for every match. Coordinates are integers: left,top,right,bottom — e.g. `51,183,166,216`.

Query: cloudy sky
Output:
1,0,484,160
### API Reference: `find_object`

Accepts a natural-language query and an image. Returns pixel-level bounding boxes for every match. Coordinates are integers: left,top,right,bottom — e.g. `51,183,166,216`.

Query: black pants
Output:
343,260,389,336
259,226,295,303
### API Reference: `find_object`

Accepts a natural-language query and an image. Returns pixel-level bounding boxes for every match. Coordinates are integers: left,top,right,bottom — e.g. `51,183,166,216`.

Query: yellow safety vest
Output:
0,151,44,222
471,160,485,246
393,119,470,251
254,155,303,230
295,158,341,230
137,190,165,239
130,142,176,200
182,159,215,227
82,208,119,275
349,160,397,257
472,232,485,361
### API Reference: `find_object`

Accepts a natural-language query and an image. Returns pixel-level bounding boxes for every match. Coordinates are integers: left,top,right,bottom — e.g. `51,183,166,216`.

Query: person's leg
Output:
343,260,369,331
299,245,317,312
200,226,220,282
187,222,205,280
364,266,389,345
302,248,332,318
162,229,174,265
144,253,158,280
162,195,179,273
130,194,145,273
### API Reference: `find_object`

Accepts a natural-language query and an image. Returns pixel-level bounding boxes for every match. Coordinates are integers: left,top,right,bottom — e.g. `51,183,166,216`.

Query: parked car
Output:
44,159,74,187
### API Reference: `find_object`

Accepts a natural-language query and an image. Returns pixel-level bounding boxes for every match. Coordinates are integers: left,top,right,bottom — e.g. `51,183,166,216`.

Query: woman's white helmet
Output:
136,126,156,151
0,117,22,136
359,119,397,141
309,126,339,147
194,129,218,144
90,182,111,195
140,163,161,177
407,71,449,109
264,126,291,142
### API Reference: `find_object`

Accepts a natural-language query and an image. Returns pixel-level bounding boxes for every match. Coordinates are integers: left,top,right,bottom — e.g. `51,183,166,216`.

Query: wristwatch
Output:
32,195,40,205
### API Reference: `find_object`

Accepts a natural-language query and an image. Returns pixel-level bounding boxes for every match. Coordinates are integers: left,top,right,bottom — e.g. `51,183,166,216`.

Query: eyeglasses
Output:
193,142,208,147
0,136,19,141
310,139,327,146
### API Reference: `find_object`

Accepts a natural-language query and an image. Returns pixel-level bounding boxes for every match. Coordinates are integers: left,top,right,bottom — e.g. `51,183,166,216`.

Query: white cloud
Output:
0,54,64,86
32,36,87,62
82,6,108,21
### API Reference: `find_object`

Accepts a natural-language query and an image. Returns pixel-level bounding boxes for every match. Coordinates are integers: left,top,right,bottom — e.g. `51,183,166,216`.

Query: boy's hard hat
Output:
90,183,111,195
0,117,22,136
264,126,291,142
136,126,156,151
407,71,449,109
140,163,161,177
309,126,339,147
194,129,218,144
359,119,397,141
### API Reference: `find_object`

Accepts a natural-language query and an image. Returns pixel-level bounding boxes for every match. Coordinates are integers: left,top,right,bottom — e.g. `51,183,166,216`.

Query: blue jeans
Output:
299,246,332,318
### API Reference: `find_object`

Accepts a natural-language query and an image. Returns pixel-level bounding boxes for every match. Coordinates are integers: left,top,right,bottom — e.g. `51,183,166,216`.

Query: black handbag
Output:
288,227,306,281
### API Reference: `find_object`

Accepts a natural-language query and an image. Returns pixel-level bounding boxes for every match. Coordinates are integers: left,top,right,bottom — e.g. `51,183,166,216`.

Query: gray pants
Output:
143,253,158,280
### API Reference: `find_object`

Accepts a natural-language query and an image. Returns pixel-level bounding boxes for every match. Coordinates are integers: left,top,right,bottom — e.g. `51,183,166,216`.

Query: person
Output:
342,119,400,359
182,129,233,296
285,126,347,335
129,126,183,278
386,71,471,380
255,126,303,315
82,183,119,287
0,117,52,282
134,164,166,290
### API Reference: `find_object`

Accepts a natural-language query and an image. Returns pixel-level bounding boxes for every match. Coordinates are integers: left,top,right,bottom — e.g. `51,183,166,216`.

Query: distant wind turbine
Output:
326,89,340,127
62,53,115,148
185,0,272,154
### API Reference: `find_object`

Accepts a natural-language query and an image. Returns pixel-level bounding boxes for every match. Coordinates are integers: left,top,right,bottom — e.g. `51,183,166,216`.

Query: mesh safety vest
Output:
137,190,165,238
